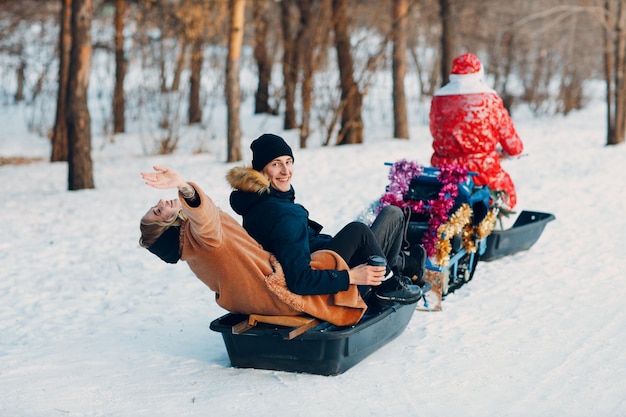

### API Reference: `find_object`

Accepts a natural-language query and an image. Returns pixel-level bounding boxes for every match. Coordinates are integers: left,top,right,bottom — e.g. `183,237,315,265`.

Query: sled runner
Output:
210,300,417,376
480,210,555,262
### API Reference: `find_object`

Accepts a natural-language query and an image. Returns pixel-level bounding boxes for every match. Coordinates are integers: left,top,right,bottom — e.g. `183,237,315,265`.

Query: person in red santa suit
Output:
429,53,524,209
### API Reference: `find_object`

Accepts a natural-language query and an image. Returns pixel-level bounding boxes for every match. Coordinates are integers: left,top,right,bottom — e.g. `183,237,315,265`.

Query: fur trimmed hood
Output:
227,166,273,217
226,166,270,194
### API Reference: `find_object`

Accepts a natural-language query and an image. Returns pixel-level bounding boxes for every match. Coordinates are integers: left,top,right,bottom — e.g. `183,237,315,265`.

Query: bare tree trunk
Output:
604,0,615,143
297,0,314,148
295,0,331,147
170,36,187,92
159,40,168,93
226,0,245,162
614,1,626,145
112,0,126,134
281,0,298,130
332,0,363,145
188,37,203,124
493,30,515,112
604,0,626,145
307,0,333,146
559,15,583,115
51,0,72,162
439,0,454,86
392,0,409,139
410,45,439,97
253,0,274,114
67,0,94,190
15,58,25,102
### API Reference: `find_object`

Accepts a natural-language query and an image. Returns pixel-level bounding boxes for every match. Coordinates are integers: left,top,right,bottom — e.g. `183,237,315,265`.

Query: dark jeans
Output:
370,205,407,274
323,205,407,274
323,221,385,268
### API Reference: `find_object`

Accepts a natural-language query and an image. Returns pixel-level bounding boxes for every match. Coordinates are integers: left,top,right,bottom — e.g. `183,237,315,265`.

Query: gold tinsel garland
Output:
432,204,498,266
463,210,497,254
433,204,472,266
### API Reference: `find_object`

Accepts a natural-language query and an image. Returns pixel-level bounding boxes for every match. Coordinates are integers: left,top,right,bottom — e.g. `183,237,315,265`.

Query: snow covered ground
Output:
1,91,625,417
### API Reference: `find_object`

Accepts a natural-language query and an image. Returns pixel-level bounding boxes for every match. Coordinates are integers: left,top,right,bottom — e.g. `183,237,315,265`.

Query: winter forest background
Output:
2,2,626,416
1,0,625,184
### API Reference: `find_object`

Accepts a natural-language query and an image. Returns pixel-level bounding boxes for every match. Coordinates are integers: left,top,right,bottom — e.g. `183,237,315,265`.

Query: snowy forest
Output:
2,2,626,415
1,0,625,190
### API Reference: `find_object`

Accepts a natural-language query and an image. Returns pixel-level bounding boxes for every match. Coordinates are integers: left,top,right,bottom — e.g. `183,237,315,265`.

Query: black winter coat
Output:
227,166,349,295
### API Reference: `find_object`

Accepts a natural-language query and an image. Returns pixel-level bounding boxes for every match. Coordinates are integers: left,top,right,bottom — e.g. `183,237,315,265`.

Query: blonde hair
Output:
139,209,187,248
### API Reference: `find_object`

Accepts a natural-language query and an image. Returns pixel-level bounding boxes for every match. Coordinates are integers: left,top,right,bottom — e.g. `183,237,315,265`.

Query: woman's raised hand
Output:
141,166,185,189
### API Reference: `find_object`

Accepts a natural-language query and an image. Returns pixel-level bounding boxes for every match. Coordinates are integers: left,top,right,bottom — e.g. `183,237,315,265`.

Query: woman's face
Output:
143,199,182,222
262,155,293,192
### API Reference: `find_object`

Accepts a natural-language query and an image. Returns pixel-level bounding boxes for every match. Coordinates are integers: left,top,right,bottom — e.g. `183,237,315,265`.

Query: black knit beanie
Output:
250,133,294,171
147,226,181,264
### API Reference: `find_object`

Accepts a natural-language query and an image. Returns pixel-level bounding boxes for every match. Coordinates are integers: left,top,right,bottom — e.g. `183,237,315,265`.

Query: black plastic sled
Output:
209,301,417,376
480,210,555,262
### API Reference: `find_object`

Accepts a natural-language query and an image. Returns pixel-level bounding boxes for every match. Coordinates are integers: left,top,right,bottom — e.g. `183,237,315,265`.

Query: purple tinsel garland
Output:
378,160,468,257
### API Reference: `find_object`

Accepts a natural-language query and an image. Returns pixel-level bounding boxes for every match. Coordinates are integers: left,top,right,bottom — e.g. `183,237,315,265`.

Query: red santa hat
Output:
435,52,494,96
451,53,482,75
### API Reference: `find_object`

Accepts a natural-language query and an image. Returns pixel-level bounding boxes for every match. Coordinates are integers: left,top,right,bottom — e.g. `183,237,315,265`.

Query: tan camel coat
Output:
178,183,367,326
